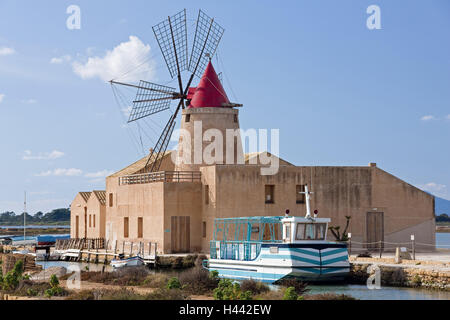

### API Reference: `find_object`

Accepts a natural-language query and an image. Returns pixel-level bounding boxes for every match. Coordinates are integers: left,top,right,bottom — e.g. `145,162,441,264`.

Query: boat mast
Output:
301,185,314,219
23,191,26,241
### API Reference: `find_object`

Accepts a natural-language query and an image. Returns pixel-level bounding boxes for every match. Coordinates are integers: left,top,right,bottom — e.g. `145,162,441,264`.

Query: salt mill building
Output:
70,10,435,254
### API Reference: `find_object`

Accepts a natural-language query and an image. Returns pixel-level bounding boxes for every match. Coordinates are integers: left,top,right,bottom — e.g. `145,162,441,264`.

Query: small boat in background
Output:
110,255,144,268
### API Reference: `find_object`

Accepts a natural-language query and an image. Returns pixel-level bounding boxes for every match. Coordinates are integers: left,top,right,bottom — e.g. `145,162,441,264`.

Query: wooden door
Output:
84,207,87,239
366,212,384,250
171,216,191,253
75,216,79,239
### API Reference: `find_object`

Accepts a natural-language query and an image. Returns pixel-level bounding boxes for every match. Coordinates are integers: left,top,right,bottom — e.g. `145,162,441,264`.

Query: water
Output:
36,260,114,272
0,225,70,229
307,284,450,300
10,234,70,242
436,232,450,248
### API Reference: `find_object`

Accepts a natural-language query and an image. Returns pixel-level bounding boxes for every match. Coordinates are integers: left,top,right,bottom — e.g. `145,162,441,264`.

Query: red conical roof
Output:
188,61,229,108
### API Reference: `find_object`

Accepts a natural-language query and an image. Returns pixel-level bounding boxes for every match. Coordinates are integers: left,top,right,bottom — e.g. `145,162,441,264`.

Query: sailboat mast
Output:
24,191,26,240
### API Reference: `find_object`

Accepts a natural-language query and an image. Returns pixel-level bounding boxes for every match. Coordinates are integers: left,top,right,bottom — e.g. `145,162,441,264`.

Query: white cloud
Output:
122,106,132,118
418,182,447,198
35,168,82,177
0,94,4,103
85,170,114,178
420,115,436,121
23,150,65,160
50,55,72,64
72,36,156,82
446,114,450,120
0,47,15,56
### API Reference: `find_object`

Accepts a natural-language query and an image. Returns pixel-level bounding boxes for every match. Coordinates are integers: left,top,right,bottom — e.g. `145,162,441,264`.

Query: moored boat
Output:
110,255,144,268
203,186,350,283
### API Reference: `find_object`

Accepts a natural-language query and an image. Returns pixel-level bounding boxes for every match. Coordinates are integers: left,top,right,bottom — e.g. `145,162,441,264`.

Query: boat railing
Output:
210,240,263,261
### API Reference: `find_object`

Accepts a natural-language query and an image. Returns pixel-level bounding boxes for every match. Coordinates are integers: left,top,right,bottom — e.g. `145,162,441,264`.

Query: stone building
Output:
70,190,106,239
71,62,435,253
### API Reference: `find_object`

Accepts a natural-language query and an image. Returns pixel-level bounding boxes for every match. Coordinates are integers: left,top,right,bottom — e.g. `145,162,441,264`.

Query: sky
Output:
0,0,449,214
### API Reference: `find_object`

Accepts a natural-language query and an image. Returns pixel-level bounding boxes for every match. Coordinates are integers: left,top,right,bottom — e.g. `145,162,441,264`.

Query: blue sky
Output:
0,0,449,214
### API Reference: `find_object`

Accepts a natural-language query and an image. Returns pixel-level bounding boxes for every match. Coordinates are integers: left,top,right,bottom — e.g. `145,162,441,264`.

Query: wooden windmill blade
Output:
128,80,179,123
145,10,225,173
188,10,225,79
109,80,179,123
152,9,189,80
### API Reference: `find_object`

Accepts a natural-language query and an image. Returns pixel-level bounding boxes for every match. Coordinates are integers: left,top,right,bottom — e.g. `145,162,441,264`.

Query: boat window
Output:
315,224,326,240
296,223,327,240
295,224,305,240
284,224,291,242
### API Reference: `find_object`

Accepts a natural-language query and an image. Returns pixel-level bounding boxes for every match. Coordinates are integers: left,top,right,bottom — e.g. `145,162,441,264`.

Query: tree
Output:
329,216,351,241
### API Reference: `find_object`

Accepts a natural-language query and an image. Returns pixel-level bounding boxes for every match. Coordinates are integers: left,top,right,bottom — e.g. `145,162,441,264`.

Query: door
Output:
84,207,87,239
366,212,384,250
75,216,79,239
171,216,191,253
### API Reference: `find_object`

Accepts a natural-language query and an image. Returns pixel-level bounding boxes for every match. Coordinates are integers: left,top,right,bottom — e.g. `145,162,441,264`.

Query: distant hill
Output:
0,208,70,226
435,196,450,215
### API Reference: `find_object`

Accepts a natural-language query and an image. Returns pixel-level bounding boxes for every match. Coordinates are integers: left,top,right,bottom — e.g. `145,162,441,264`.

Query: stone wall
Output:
350,262,450,291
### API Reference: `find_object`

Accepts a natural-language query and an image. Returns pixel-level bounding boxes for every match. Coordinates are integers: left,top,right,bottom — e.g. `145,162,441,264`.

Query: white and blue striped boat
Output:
204,186,350,283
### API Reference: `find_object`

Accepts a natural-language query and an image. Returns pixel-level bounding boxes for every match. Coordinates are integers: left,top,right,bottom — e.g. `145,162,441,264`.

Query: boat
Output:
110,254,144,268
203,186,350,283
36,234,70,246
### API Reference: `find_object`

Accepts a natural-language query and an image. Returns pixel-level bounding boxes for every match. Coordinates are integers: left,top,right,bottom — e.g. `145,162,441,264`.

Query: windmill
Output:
110,9,234,173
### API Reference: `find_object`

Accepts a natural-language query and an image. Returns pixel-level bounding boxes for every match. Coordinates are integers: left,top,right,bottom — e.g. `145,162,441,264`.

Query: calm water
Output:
36,260,114,272
436,232,450,248
307,284,450,300
0,225,70,229
9,234,70,241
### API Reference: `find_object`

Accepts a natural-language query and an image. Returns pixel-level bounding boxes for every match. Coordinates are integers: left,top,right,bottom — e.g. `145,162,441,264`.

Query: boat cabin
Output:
281,217,331,244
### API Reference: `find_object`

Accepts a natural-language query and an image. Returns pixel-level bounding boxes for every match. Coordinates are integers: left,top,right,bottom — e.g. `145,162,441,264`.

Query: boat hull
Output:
110,256,144,268
206,243,350,283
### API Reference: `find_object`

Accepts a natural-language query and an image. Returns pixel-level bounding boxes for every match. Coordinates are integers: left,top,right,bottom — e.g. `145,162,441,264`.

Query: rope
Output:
111,84,145,157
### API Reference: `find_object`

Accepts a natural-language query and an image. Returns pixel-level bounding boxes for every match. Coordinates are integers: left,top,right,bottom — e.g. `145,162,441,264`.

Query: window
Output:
202,221,207,238
296,223,327,240
138,217,143,238
296,185,306,204
284,223,291,242
265,185,275,204
124,217,129,238
205,185,209,205
186,114,191,122
93,215,96,228
109,193,113,207
89,214,91,228
234,114,238,123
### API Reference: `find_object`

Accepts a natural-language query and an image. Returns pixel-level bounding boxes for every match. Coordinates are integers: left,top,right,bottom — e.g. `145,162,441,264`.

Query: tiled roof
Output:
108,151,174,178
244,152,294,166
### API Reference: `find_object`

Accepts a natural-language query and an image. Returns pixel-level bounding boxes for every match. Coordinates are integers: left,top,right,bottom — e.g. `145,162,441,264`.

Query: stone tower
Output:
174,62,243,172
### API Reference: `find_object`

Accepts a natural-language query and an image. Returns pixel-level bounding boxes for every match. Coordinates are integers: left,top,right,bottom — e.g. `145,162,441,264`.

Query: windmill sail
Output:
111,9,226,173
152,9,189,79
128,80,176,123
189,10,225,78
